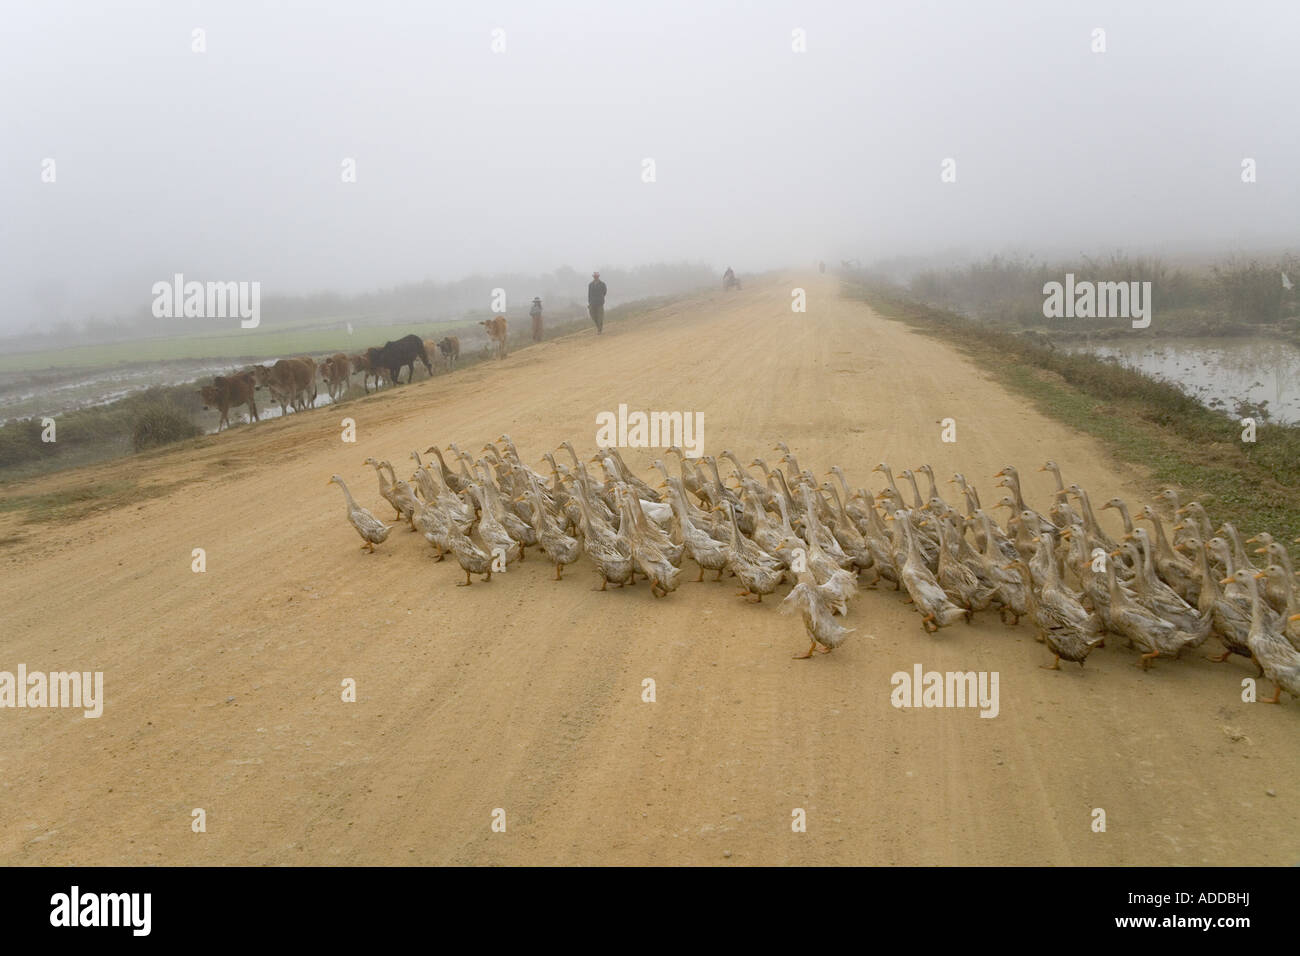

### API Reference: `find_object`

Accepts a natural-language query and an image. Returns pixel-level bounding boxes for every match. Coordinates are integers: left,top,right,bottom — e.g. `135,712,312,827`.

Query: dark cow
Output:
368,334,432,385
200,370,259,431
437,336,460,371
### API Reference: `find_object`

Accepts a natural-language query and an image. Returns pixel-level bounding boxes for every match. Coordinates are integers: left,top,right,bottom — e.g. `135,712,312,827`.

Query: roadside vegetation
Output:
843,280,1300,543
860,252,1300,340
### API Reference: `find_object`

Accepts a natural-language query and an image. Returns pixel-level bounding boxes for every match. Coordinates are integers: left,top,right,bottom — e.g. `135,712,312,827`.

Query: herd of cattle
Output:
198,321,513,431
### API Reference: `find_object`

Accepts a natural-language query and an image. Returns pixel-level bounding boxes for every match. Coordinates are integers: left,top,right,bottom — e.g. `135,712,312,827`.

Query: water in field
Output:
0,360,241,422
0,359,357,431
1064,336,1300,425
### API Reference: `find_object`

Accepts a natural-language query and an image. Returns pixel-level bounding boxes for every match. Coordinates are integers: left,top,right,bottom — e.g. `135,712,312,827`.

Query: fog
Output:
2,0,1296,334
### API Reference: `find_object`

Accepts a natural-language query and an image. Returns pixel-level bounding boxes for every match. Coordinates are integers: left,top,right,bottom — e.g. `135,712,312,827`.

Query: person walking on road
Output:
529,297,544,342
588,271,607,334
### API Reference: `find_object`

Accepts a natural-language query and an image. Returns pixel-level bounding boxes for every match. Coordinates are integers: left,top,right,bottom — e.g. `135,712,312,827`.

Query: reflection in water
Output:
1065,337,1300,425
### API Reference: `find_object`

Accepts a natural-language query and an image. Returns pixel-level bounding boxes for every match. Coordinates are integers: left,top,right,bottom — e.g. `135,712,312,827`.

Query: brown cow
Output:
349,352,383,394
200,370,258,431
437,336,460,371
252,359,315,415
423,339,445,375
480,316,508,359
294,356,319,408
321,353,351,401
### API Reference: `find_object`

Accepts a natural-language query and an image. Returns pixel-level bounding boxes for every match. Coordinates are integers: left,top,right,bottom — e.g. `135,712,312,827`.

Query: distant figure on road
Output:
723,266,740,290
818,260,826,274
530,297,544,342
588,271,607,334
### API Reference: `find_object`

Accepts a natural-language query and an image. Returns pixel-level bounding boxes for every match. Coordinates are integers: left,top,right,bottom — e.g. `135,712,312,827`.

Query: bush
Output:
131,402,201,452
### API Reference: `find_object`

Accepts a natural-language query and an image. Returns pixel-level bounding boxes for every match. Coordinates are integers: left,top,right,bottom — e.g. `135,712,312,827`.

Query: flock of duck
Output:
327,439,1300,702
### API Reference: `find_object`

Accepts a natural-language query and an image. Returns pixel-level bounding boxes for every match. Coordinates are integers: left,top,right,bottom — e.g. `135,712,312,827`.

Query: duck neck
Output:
1194,542,1219,609
1115,502,1133,533
1243,575,1264,633
335,479,358,510
1008,476,1027,513
928,471,943,503
903,473,924,510
1148,514,1175,560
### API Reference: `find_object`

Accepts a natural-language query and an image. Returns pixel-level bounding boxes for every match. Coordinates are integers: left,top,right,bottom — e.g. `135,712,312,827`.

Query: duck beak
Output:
1219,576,1233,585
1254,571,1268,580
1289,613,1300,623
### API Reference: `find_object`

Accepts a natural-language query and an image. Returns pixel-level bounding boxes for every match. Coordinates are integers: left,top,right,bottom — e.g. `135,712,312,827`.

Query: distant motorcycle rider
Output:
588,271,607,334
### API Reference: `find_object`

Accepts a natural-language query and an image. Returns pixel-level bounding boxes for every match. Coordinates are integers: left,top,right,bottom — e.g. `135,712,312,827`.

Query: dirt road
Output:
1,273,1294,865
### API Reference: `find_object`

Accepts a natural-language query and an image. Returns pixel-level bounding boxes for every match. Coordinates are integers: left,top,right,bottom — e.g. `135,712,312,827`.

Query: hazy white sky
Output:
2,0,1296,331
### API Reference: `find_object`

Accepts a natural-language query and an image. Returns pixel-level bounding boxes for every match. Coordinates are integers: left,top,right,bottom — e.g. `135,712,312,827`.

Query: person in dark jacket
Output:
588,272,607,334
529,297,544,342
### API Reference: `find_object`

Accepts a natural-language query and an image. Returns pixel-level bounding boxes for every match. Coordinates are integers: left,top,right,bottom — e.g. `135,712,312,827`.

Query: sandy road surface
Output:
1,274,1295,866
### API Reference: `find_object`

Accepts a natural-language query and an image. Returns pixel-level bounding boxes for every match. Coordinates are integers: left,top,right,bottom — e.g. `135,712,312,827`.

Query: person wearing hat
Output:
529,296,544,343
587,271,607,334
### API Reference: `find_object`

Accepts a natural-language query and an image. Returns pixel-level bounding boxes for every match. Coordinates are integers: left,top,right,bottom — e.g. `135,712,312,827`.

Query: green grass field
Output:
0,318,474,373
